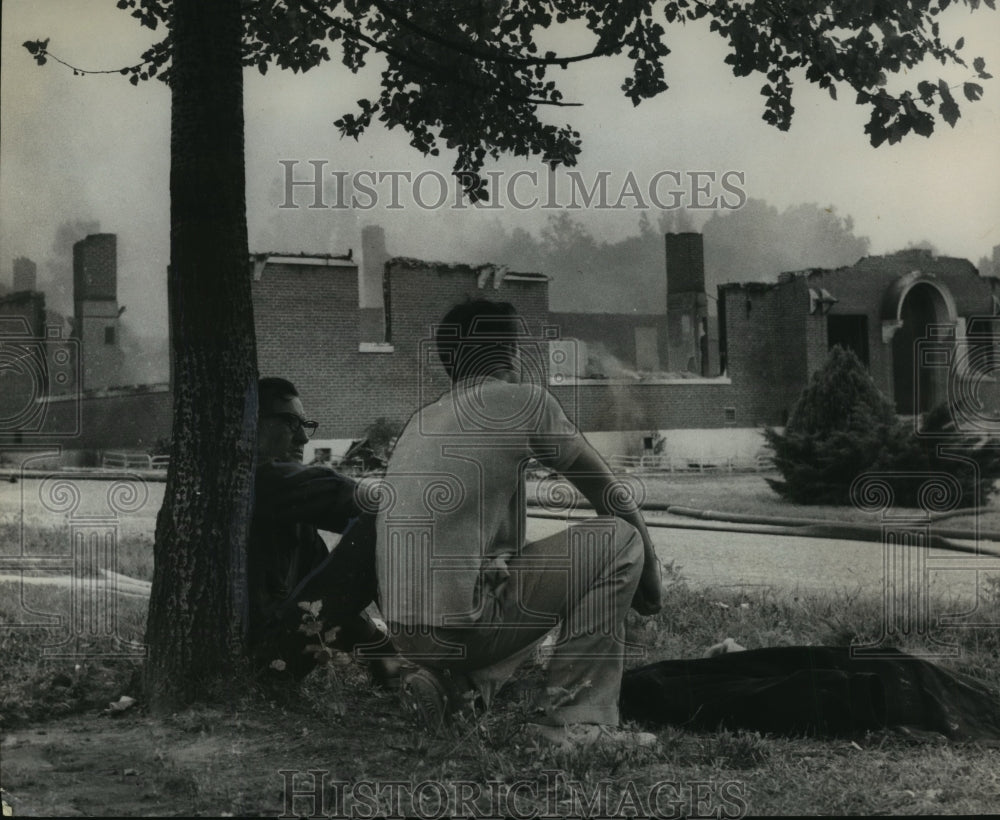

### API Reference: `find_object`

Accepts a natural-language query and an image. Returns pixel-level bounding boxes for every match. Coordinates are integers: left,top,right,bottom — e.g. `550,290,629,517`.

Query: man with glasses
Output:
249,377,399,687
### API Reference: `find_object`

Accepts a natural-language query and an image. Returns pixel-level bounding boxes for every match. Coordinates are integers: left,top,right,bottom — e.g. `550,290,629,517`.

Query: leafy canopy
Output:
24,0,995,197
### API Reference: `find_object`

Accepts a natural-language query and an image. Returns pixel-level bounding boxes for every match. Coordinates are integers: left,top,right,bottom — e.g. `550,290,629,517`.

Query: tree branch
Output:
367,0,616,68
292,0,582,107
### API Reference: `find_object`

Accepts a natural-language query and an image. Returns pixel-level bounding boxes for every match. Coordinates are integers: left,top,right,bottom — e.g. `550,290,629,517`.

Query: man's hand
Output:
631,539,663,615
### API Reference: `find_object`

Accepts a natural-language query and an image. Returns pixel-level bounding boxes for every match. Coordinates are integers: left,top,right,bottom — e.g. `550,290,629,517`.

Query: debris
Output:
703,638,747,658
105,695,137,715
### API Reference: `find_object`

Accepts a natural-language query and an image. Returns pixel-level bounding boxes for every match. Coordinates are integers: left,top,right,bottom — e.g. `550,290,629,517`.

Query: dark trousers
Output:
251,514,394,679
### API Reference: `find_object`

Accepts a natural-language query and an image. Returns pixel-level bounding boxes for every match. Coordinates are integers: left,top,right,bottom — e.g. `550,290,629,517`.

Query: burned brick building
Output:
719,249,1000,426
6,229,997,468
548,232,721,380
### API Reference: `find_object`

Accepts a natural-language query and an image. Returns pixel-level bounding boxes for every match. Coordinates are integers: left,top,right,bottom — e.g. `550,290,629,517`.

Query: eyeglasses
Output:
264,413,319,439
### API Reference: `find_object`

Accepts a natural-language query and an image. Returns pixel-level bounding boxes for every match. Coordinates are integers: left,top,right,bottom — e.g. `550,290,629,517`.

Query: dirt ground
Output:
2,674,422,818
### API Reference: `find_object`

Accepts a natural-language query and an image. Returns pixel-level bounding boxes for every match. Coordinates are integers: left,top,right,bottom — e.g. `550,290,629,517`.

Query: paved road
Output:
526,513,1000,603
3,478,999,602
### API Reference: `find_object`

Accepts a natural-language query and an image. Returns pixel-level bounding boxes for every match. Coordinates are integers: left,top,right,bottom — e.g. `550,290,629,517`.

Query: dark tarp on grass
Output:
620,646,1000,743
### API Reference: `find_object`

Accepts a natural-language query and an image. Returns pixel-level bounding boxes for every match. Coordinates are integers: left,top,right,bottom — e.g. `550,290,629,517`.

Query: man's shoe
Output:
527,722,658,752
400,667,477,735
400,667,450,734
368,657,403,692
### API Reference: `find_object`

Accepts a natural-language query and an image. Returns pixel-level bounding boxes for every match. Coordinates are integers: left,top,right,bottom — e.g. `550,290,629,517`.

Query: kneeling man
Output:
375,300,662,749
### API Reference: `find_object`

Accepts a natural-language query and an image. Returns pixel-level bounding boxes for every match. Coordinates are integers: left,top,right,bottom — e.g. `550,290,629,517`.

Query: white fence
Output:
607,452,773,473
101,452,170,470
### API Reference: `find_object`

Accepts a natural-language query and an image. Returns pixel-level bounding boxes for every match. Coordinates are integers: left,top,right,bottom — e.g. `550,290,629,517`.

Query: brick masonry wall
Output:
548,311,664,368
5,387,171,451
73,234,117,303
252,261,363,437
0,293,49,442
550,381,736,431
252,258,551,438
721,279,809,426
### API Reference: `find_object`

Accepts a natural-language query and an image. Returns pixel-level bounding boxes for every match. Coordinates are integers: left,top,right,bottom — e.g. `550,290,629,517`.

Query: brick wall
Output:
550,380,735,431
73,234,117,304
548,312,664,371
27,250,992,456
721,279,809,426
0,293,48,442
252,257,551,439
252,259,363,436
40,387,172,452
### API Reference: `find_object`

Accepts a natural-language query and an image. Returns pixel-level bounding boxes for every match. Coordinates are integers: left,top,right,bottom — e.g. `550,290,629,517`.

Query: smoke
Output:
454,200,870,314
701,200,871,292
581,341,641,380
117,319,170,385
41,219,101,316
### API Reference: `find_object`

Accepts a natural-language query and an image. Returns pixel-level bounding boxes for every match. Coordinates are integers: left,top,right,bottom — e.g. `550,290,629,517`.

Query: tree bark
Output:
144,0,257,710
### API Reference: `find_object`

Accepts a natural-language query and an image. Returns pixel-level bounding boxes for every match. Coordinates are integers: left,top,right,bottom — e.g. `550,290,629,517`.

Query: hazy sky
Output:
2,0,999,337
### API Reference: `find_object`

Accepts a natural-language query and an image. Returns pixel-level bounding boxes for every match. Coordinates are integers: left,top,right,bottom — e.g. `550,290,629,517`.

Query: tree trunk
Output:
144,0,257,710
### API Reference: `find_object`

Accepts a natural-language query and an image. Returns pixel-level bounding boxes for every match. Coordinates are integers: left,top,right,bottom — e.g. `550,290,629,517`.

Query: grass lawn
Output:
3,562,1000,816
3,476,1000,816
528,470,1000,534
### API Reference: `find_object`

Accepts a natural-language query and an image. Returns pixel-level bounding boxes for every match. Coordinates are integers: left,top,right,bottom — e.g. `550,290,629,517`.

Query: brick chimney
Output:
665,233,710,374
72,233,123,390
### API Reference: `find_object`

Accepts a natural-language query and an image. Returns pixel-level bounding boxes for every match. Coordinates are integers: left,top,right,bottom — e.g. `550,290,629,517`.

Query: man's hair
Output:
435,298,525,382
258,377,298,416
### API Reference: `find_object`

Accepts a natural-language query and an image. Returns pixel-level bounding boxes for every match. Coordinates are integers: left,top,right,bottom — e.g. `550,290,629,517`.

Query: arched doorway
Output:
890,282,953,415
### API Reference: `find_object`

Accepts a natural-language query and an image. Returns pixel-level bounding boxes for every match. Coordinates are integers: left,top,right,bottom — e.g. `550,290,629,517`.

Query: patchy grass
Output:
530,472,1000,534
0,521,155,582
3,561,1000,816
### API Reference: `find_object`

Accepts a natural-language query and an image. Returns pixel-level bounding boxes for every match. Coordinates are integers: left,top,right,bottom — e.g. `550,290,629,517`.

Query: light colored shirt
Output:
375,378,585,627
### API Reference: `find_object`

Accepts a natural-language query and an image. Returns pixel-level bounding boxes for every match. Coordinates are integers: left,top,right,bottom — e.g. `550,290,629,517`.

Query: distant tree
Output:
703,199,871,289
23,0,997,706
904,239,940,254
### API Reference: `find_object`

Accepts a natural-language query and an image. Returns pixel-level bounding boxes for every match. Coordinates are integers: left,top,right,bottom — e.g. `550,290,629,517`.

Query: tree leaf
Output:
938,81,960,127
963,82,983,102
